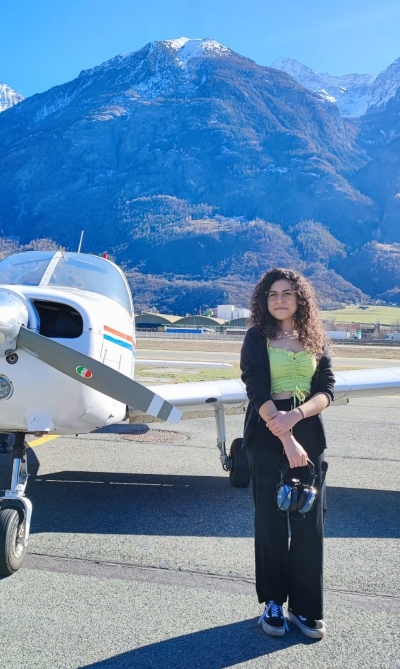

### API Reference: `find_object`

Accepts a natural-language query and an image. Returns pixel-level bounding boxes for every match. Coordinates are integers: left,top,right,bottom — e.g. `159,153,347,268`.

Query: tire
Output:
229,438,251,488
0,507,28,576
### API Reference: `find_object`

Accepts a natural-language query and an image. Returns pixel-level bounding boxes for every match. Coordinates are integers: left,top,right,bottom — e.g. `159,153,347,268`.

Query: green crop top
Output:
268,341,317,403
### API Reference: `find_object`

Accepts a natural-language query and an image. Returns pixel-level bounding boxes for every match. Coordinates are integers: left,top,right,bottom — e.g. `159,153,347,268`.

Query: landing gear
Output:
229,437,251,488
213,405,250,488
0,433,32,576
0,507,27,574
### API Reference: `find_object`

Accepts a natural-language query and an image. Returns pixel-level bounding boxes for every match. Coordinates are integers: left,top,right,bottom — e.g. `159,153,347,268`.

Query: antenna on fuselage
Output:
77,230,84,253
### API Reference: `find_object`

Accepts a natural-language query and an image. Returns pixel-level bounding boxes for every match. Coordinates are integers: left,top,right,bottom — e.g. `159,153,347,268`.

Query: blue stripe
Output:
104,334,134,351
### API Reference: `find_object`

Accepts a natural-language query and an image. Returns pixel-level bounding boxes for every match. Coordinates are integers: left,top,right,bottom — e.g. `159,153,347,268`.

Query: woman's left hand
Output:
266,410,300,436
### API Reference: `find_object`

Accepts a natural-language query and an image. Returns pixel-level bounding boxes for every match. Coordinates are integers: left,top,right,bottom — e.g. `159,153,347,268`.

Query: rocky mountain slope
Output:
367,57,400,113
347,59,400,252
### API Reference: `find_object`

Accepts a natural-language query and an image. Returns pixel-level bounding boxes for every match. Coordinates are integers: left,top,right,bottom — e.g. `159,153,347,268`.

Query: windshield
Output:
0,251,133,315
0,251,54,286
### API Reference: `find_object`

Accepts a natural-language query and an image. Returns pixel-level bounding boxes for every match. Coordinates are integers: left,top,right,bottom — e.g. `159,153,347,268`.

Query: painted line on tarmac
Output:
28,435,59,448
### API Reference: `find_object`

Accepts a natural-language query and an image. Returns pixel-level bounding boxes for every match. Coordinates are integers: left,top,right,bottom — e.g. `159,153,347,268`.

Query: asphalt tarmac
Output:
137,347,400,370
0,396,399,667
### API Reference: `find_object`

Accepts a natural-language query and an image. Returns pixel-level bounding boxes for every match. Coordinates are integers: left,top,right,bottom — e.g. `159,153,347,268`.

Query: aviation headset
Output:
276,460,324,515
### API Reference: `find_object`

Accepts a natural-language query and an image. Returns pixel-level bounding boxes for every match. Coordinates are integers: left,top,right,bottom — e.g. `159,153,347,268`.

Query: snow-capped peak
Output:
163,37,232,68
79,37,234,80
164,37,195,50
271,57,374,117
0,82,24,112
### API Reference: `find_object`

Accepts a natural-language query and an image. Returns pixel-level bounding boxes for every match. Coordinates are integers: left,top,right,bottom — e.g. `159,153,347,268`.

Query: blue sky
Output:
2,0,400,97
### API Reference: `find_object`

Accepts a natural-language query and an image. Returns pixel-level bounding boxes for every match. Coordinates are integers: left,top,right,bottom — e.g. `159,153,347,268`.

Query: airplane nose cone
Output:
0,290,29,352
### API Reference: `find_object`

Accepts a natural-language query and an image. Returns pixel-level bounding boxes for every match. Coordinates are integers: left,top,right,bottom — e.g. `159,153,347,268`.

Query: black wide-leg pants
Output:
246,400,327,620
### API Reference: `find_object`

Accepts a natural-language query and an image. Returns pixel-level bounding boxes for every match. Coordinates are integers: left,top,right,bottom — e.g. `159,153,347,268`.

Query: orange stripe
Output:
104,325,135,343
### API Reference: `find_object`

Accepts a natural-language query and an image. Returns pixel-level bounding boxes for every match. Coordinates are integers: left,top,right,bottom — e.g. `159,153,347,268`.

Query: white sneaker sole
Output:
261,620,286,637
287,611,326,639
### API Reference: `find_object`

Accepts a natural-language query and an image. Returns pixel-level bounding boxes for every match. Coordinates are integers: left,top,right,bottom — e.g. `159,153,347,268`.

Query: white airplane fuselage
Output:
0,285,135,434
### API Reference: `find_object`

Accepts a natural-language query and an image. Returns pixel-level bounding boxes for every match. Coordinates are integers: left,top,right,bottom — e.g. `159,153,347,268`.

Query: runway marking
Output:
28,435,59,448
41,479,177,486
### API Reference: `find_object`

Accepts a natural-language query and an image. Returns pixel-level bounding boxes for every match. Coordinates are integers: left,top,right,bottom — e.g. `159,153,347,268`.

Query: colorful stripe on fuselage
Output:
103,325,136,351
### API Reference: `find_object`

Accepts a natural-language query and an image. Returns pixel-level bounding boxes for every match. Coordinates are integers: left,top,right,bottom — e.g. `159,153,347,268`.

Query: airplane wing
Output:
129,367,400,423
333,367,400,401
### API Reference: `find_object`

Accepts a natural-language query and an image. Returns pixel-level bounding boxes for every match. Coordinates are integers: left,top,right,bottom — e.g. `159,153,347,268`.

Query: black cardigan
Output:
240,326,335,448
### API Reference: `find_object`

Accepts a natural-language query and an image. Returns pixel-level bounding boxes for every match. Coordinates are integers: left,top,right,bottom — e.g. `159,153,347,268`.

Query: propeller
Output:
0,289,180,422
15,327,181,422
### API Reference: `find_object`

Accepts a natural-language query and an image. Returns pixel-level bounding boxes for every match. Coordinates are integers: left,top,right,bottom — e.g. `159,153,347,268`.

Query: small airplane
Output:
0,249,399,577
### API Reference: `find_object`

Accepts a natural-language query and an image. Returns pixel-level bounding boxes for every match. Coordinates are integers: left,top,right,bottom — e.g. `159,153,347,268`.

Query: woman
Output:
240,268,335,639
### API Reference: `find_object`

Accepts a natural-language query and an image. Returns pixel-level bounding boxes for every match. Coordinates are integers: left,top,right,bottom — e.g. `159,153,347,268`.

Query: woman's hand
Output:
280,434,308,468
266,409,301,436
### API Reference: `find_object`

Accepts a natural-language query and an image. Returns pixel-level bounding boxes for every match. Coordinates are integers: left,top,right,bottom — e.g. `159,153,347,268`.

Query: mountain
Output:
335,242,400,303
0,38,397,310
0,38,374,249
271,58,374,117
271,56,400,119
347,59,400,245
0,83,24,112
366,58,400,113
350,134,400,244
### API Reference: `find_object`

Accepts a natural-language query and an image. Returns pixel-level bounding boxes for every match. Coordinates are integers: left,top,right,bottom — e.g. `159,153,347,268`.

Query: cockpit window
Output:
0,251,133,315
0,251,54,286
47,254,133,314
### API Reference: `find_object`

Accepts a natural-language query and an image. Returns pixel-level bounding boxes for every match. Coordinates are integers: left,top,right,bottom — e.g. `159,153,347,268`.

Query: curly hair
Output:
249,268,327,357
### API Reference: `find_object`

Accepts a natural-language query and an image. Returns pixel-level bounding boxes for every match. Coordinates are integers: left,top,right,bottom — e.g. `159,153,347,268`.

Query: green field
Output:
320,305,400,325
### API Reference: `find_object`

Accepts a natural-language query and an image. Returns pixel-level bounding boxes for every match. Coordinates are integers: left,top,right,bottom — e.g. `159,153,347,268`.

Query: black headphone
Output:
276,461,319,515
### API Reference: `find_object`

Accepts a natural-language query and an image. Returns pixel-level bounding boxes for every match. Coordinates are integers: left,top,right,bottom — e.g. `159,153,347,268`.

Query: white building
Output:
217,305,251,321
232,308,250,320
217,304,235,320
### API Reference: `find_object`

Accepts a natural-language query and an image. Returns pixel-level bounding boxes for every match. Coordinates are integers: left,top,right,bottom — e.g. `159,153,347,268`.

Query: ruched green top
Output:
268,342,316,403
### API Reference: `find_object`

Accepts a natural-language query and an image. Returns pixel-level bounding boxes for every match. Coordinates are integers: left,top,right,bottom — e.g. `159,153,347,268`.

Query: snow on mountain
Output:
68,38,240,106
0,83,24,112
271,57,374,117
4,37,249,126
163,37,233,67
84,38,236,79
367,57,400,112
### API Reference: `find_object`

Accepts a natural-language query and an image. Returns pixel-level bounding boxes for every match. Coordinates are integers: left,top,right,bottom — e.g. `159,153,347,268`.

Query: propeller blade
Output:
16,327,181,423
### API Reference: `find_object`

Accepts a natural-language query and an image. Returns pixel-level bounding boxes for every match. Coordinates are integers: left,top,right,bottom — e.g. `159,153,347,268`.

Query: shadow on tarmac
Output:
0,450,397,538
326,486,400,539
79,618,315,669
25,469,255,538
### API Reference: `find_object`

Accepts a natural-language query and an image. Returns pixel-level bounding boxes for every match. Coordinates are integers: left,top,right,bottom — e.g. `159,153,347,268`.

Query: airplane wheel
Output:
0,507,27,575
229,438,251,488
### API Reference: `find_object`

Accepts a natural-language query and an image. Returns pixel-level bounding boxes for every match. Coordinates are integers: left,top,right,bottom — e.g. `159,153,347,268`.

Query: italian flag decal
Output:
76,366,93,379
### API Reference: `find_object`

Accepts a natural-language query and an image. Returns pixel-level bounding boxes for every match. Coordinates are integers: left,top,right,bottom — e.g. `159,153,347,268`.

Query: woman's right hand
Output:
280,434,308,468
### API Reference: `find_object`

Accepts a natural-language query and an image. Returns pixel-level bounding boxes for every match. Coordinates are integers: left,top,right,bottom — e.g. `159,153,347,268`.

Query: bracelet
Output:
323,392,332,406
297,406,305,420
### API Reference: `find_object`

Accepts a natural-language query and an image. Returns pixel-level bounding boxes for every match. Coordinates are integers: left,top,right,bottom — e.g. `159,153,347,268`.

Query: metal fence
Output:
135,331,400,346
136,330,245,341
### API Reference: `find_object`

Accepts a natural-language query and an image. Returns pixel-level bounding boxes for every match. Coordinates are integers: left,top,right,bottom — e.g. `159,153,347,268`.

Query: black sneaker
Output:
258,600,288,637
287,608,326,639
